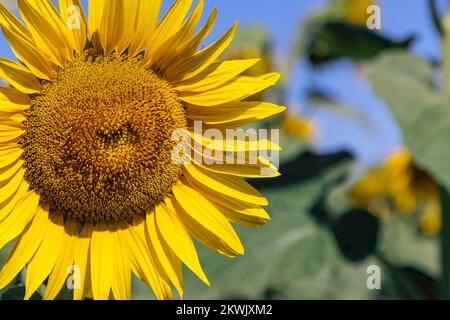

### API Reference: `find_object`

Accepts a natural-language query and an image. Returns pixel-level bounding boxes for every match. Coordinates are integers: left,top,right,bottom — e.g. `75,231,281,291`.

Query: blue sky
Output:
0,0,447,168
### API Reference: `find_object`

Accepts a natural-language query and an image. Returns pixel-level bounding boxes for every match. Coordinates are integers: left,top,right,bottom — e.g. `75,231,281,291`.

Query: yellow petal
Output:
0,3,32,43
111,223,131,300
99,0,126,55
0,178,29,222
174,59,259,93
73,223,93,300
0,87,30,112
166,22,237,82
18,0,68,67
0,189,39,251
184,164,268,206
143,0,193,65
189,128,281,152
0,158,25,182
0,206,49,290
27,0,74,59
0,166,26,207
154,203,209,286
0,57,41,94
172,181,244,255
146,211,184,298
0,147,23,169
59,0,87,55
167,196,240,258
151,0,204,67
187,101,286,128
163,8,216,72
25,213,64,300
43,219,78,300
180,75,278,106
87,0,104,51
127,220,172,300
128,0,162,58
90,222,113,300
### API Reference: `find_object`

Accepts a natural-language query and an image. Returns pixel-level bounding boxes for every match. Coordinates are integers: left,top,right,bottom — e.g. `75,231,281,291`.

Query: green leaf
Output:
367,51,450,191
1,285,42,300
305,22,414,65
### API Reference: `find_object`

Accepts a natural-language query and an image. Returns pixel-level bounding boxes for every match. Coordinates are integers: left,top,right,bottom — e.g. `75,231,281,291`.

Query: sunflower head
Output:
0,0,284,300
349,149,441,235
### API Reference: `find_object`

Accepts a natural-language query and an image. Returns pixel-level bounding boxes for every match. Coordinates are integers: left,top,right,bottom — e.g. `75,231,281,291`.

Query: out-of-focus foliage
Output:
292,1,414,66
349,149,441,235
368,51,450,193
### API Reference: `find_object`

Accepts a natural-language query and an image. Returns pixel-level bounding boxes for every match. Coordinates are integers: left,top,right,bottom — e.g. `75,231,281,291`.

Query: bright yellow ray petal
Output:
99,0,125,55
0,189,39,252
183,164,268,206
59,0,87,55
27,0,74,59
0,147,23,169
163,8,217,72
146,211,184,298
87,0,104,51
25,213,64,300
111,223,131,300
0,167,26,207
143,0,193,65
0,206,49,290
193,157,280,178
174,59,260,93
0,178,29,222
18,0,68,67
90,223,113,300
0,112,27,126
128,0,162,58
0,57,41,94
154,203,209,286
179,75,277,106
127,220,172,300
73,223,93,300
0,87,31,113
0,158,25,182
166,22,237,82
187,101,286,128
188,128,281,152
167,196,240,258
1,27,54,80
113,0,139,55
0,3,32,43
151,0,204,67
172,181,244,255
43,219,78,300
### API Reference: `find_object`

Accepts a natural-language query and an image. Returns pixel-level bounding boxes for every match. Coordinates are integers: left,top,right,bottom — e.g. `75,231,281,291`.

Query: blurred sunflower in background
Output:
349,149,441,235
0,0,284,300
331,0,375,26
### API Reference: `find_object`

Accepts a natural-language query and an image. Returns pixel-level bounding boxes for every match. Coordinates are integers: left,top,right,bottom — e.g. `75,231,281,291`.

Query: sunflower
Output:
281,112,314,140
0,0,285,300
342,0,375,26
349,149,441,235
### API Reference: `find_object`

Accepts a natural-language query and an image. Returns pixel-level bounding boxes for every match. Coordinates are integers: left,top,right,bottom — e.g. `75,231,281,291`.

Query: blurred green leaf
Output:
367,51,450,192
1,285,42,300
305,21,414,65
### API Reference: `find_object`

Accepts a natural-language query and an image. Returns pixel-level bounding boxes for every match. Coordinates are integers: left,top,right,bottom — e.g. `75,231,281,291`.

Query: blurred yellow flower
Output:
343,0,375,26
349,149,441,235
281,112,314,140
